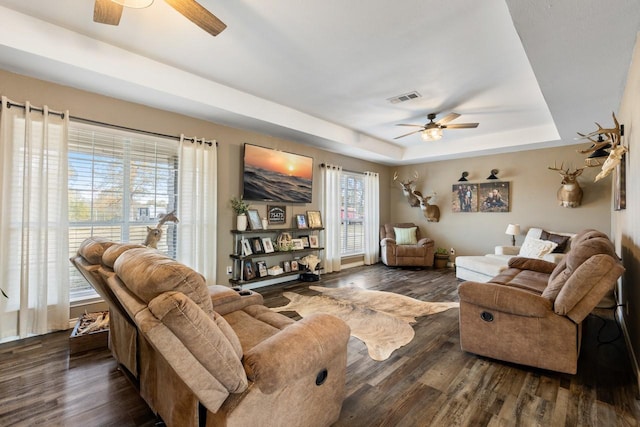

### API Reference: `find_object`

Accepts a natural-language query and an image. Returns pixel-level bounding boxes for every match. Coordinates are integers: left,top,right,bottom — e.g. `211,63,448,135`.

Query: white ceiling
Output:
0,0,638,165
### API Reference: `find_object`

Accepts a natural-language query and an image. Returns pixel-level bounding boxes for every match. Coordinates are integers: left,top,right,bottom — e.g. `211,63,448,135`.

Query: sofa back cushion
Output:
148,292,248,393
77,237,116,265
114,247,214,316
102,243,146,268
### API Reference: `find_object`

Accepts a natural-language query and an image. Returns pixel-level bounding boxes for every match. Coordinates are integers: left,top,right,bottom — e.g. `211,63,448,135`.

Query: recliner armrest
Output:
508,257,557,274
243,313,350,394
417,237,434,247
380,237,396,247
495,245,520,255
458,281,552,318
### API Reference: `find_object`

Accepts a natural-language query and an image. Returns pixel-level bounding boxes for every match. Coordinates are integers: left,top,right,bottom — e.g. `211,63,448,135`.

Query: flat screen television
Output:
242,143,313,203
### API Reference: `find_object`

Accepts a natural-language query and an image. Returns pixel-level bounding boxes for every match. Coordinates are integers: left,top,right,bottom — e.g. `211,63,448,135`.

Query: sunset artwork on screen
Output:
242,144,313,203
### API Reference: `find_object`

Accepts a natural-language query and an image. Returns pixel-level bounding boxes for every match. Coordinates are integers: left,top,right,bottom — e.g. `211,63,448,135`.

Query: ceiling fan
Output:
394,113,479,141
93,0,227,37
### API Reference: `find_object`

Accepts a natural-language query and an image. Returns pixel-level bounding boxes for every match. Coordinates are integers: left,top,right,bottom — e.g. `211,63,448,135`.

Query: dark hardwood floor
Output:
1,265,638,426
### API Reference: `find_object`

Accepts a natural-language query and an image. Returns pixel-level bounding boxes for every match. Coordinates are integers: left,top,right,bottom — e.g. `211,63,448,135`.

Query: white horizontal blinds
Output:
340,172,365,255
67,123,178,298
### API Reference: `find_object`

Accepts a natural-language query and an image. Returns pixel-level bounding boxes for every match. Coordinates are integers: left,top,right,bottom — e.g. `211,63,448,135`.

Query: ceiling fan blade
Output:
396,124,426,128
94,0,123,25
444,123,479,129
436,113,461,126
394,129,423,140
164,0,227,36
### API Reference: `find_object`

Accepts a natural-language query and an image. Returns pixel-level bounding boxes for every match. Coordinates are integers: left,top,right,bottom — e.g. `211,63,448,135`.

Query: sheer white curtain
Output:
177,135,218,284
321,164,342,273
0,96,70,342
363,171,380,265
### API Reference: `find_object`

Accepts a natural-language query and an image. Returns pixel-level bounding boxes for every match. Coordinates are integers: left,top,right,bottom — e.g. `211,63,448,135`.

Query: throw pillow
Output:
394,227,418,245
519,237,558,259
540,230,571,253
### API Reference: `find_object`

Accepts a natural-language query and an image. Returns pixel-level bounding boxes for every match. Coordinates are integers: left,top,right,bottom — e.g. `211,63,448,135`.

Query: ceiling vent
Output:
387,91,421,104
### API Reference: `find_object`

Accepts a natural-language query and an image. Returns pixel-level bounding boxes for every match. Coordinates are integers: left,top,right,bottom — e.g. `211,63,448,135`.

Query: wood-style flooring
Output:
1,265,638,426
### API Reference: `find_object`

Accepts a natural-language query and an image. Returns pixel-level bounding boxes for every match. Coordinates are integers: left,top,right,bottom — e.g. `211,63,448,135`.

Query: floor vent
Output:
387,91,421,104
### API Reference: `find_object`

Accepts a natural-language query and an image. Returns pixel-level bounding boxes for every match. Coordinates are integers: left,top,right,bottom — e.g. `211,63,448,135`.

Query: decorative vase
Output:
237,214,248,231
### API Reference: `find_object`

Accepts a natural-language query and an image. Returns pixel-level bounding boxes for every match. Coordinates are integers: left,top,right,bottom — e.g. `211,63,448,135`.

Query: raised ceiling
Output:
0,0,638,165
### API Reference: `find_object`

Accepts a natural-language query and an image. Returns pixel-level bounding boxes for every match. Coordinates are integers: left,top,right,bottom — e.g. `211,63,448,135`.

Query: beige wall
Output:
0,69,391,283
613,33,640,383
391,145,611,257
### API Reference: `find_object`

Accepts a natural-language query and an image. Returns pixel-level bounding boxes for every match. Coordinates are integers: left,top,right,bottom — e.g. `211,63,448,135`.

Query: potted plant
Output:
434,247,449,269
230,196,250,231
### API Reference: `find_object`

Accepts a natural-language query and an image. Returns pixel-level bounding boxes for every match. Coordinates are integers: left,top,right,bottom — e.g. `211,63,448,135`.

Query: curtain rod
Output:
2,98,217,147
319,163,362,175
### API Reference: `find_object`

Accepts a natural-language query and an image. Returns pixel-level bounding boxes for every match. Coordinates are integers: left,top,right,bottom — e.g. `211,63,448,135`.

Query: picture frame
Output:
291,238,305,250
452,183,479,213
250,237,264,254
309,235,319,248
479,181,510,213
243,260,256,280
306,210,323,228
291,260,299,271
247,209,263,230
267,205,287,225
255,261,268,278
283,260,291,272
295,214,308,229
241,239,253,256
261,237,275,253
299,235,310,248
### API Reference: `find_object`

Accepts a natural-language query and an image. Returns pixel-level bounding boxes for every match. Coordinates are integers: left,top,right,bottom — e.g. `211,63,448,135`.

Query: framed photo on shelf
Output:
267,205,287,225
247,209,263,230
306,210,322,228
255,261,268,277
283,260,291,272
299,235,310,248
262,237,274,253
243,260,256,280
291,260,299,271
309,235,319,248
250,237,264,254
241,239,253,256
291,238,305,250
295,214,308,229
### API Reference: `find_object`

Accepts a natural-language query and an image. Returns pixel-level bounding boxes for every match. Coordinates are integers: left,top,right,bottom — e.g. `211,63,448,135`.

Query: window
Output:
340,172,365,255
68,123,179,300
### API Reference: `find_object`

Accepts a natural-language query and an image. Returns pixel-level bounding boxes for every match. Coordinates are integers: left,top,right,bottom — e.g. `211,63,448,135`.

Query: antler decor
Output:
576,112,626,179
393,171,420,207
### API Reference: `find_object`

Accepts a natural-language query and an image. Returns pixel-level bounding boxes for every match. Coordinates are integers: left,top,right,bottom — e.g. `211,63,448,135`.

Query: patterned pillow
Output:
394,227,418,245
519,237,558,259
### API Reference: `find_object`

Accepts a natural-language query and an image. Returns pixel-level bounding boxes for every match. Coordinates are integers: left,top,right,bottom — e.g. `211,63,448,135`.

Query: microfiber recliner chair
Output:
380,223,435,267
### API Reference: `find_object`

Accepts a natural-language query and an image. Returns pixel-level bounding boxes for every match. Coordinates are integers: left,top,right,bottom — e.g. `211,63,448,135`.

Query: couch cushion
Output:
102,243,147,268
148,292,248,393
78,237,116,265
540,230,571,253
224,307,292,353
394,226,418,245
114,248,214,316
519,237,558,259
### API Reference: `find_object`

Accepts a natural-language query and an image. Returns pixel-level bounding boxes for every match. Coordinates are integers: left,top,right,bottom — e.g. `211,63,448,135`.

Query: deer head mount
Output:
393,171,420,207
548,162,584,208
412,190,440,222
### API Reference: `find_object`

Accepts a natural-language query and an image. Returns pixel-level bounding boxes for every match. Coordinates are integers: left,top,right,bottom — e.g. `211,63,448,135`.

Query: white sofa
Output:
455,227,576,282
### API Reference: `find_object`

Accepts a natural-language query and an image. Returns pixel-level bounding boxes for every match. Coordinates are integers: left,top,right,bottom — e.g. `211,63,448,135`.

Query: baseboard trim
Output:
617,307,640,394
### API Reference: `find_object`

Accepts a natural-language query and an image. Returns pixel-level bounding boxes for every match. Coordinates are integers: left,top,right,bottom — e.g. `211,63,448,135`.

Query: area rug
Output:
271,286,459,361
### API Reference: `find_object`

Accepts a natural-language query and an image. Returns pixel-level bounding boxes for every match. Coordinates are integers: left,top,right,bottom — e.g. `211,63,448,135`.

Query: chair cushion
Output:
394,226,418,245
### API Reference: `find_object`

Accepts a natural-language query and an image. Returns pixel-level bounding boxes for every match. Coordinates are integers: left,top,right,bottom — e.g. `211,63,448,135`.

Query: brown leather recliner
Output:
380,223,435,267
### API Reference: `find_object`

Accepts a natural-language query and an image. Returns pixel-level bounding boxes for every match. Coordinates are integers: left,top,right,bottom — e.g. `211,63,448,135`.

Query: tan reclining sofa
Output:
70,237,350,427
458,229,624,374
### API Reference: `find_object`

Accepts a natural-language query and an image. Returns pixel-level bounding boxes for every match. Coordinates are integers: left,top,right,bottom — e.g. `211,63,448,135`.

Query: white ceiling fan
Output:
93,0,227,37
395,113,479,141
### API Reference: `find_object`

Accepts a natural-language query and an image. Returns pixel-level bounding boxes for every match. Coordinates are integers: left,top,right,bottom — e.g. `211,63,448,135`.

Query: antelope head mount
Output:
412,190,441,222
548,162,584,208
393,171,420,207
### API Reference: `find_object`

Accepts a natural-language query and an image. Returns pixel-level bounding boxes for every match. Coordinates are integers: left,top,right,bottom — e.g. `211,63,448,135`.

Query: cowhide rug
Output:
271,286,459,361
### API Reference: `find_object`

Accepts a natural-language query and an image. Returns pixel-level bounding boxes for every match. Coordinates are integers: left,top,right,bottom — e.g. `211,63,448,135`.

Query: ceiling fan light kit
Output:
421,127,443,141
112,0,154,8
395,112,479,141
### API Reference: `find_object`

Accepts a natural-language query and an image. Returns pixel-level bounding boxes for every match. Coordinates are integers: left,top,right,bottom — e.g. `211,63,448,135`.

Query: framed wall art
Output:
267,205,287,225
247,209,263,230
452,183,478,212
479,181,510,213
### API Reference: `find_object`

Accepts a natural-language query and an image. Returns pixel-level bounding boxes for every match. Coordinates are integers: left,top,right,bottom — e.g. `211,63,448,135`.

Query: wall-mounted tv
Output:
242,143,313,203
